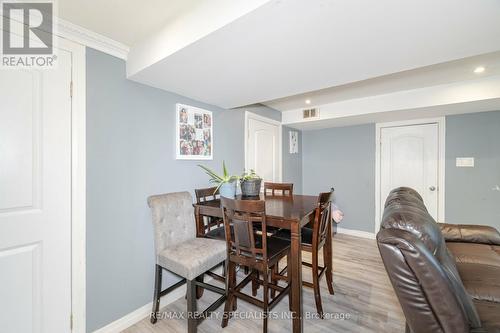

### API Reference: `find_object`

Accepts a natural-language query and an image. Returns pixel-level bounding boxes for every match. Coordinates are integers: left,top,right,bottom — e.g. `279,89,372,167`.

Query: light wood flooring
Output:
123,234,405,333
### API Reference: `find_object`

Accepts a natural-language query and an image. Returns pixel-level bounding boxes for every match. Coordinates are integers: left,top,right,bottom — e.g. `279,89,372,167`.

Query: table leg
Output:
325,221,334,294
290,221,303,333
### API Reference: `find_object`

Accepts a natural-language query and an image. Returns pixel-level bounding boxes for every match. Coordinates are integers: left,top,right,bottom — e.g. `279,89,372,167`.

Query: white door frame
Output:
58,37,87,333
244,111,283,182
375,117,446,233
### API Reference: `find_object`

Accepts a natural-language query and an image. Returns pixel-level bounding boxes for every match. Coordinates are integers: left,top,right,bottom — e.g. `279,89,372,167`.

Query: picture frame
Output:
289,130,298,154
176,103,213,160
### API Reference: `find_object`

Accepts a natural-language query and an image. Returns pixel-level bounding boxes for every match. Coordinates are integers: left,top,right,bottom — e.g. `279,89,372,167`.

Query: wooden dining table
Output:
194,194,332,333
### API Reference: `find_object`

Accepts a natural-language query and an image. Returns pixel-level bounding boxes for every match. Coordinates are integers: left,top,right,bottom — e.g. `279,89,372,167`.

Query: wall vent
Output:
302,108,319,119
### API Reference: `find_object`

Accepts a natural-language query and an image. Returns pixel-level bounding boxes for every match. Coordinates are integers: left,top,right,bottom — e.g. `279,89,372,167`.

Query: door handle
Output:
429,186,436,191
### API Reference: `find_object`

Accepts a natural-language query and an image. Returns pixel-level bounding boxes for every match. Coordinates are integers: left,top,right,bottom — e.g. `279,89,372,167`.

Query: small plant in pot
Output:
198,161,239,198
240,169,262,197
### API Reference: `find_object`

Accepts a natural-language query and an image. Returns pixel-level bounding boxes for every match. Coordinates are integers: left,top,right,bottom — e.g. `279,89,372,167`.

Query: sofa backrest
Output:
378,188,481,333
386,186,424,203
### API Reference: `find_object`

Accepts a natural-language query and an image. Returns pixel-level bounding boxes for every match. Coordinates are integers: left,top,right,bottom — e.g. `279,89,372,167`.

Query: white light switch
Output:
456,157,474,167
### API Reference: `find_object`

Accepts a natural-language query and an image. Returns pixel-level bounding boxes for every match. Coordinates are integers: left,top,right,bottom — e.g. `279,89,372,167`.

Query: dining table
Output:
193,193,333,333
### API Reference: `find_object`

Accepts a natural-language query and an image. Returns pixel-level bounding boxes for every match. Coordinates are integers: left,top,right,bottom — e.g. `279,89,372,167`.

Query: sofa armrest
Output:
439,223,500,245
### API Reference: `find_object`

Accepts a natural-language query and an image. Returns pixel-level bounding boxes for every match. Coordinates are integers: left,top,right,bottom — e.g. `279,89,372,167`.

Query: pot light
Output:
474,66,485,74
305,99,311,105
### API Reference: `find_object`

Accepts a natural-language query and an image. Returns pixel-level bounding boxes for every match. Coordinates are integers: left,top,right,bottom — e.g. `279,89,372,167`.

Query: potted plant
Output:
198,161,239,198
240,169,262,197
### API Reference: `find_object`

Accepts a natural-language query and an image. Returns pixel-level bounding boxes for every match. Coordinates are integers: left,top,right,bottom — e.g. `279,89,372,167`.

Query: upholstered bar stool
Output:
148,191,227,333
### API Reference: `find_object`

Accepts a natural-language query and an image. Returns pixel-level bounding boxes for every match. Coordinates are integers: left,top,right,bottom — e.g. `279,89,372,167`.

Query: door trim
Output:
244,112,282,182
57,38,87,333
375,117,446,233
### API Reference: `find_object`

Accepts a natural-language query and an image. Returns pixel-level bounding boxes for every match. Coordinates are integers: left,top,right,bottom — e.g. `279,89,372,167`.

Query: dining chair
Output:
259,182,294,237
303,187,335,230
148,192,227,333
195,186,225,240
273,189,335,318
263,182,294,197
220,197,291,333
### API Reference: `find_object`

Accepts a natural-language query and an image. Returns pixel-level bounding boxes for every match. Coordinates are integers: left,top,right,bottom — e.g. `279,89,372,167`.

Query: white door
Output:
246,113,281,183
380,123,440,219
0,44,72,331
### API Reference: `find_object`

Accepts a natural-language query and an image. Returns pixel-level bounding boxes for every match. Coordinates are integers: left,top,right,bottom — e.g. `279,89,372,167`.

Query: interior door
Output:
380,123,440,219
0,44,72,332
246,114,281,183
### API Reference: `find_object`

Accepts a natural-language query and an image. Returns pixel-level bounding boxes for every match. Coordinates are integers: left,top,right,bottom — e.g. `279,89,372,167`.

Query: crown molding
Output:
57,18,130,60
2,10,129,59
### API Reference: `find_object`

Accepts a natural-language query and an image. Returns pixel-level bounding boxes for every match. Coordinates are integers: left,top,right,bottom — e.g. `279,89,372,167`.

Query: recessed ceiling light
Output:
305,99,311,105
474,66,485,74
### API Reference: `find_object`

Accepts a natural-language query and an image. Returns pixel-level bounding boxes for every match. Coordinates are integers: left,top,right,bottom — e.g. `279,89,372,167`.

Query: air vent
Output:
302,108,319,119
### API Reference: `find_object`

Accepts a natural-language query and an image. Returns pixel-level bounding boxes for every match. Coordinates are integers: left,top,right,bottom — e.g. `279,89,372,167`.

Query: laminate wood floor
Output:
123,234,405,333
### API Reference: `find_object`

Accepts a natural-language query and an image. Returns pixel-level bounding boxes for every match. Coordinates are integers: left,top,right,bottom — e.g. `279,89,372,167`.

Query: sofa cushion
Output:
474,300,500,332
440,223,500,245
447,242,500,267
457,263,500,303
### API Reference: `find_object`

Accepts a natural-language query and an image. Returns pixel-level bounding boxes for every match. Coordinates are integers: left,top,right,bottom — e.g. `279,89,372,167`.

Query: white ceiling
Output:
266,52,500,111
58,0,203,46
127,0,500,109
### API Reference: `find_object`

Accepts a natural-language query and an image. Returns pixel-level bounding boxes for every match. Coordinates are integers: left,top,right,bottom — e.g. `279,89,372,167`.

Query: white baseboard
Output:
92,284,186,333
336,227,376,239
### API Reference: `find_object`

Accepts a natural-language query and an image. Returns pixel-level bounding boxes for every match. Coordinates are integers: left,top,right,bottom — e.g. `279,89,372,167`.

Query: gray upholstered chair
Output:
148,191,227,333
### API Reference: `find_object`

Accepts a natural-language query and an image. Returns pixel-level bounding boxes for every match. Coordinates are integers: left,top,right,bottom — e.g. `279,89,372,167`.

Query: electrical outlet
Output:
456,157,474,167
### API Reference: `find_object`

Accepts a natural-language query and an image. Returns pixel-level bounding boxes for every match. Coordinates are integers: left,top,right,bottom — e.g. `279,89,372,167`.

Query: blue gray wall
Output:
86,48,280,332
302,124,376,233
282,126,303,193
302,111,500,233
445,111,500,230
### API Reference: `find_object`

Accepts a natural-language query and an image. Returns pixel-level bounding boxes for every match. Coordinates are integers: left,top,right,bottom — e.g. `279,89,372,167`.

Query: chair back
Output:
195,186,222,235
195,186,220,203
220,197,267,264
311,189,333,249
147,191,196,255
264,182,293,197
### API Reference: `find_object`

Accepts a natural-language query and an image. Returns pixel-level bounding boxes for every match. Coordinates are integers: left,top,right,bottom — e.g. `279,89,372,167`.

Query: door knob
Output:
429,186,436,191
